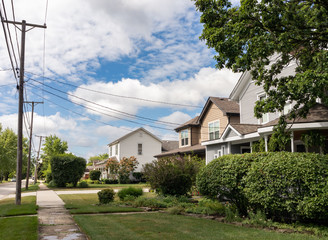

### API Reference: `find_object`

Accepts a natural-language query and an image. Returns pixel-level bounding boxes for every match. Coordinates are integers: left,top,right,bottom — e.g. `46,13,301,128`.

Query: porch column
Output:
264,135,268,152
228,142,231,154
290,131,295,152
250,141,253,153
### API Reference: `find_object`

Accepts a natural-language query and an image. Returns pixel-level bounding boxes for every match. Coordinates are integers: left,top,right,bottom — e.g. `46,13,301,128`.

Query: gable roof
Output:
162,140,179,152
174,116,200,132
198,97,239,123
107,127,162,146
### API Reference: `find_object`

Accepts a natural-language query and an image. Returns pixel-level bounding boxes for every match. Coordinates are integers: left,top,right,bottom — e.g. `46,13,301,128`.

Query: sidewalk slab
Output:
37,184,88,240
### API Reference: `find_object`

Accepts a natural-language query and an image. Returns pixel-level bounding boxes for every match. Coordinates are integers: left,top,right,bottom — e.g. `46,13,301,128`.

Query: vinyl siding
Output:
201,103,229,142
191,126,201,145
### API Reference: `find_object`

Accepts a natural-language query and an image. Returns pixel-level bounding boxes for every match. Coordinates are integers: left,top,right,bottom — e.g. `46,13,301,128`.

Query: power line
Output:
28,78,181,126
28,88,178,141
27,82,176,131
0,3,18,84
10,0,20,58
25,71,203,109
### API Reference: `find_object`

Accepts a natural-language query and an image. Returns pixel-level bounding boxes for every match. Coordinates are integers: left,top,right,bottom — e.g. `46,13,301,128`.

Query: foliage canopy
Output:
194,0,328,124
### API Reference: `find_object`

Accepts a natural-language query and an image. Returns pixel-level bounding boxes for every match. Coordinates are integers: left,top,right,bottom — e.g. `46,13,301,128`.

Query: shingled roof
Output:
262,103,328,127
230,123,262,135
174,116,200,132
154,144,205,158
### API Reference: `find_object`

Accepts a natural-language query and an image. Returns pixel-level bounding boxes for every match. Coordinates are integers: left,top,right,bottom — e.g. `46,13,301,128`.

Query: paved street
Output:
0,180,28,200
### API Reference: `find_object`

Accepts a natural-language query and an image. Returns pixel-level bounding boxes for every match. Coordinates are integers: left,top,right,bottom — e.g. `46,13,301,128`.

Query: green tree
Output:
40,135,68,177
194,0,328,128
87,153,109,166
0,125,17,181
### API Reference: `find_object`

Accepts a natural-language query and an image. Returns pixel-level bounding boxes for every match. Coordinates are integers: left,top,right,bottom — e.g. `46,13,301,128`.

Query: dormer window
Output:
181,129,189,146
209,120,220,140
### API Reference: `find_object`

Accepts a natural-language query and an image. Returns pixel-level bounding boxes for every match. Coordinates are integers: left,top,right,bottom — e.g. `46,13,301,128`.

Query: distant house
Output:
155,97,240,162
108,127,162,172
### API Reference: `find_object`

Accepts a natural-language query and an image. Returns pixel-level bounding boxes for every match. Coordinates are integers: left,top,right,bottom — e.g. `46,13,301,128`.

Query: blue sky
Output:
0,0,241,159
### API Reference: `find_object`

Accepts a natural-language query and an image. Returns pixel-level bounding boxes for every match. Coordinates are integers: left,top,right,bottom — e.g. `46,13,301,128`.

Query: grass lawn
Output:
0,196,37,217
74,213,323,240
0,216,38,240
22,183,39,192
49,183,149,190
59,193,143,214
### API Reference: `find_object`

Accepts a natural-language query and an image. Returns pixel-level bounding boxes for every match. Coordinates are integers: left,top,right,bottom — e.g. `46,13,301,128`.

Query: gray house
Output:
203,63,328,163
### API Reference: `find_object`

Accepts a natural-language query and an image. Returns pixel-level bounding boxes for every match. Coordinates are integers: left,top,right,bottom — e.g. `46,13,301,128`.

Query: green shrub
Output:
47,180,56,187
143,156,203,196
51,154,86,187
98,188,115,204
167,206,185,215
78,181,89,188
89,170,101,181
132,196,167,208
185,198,225,216
196,153,267,215
103,179,118,184
117,187,143,201
243,152,328,222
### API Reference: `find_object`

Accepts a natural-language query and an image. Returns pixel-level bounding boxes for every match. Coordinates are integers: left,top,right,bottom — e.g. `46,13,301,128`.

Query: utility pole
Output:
34,135,45,185
25,101,43,189
2,19,46,205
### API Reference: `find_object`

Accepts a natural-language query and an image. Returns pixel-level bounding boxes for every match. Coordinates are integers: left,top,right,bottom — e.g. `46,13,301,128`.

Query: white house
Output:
108,127,162,172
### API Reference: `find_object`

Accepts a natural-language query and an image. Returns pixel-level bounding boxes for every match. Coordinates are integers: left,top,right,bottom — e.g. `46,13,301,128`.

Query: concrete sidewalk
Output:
37,183,88,240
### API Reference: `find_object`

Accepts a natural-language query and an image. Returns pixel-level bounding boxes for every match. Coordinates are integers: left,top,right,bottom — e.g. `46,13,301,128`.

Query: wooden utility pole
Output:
2,19,46,205
34,135,45,185
25,101,43,189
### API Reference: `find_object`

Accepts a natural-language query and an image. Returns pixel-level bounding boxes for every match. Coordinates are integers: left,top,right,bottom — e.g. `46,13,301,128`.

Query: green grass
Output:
49,183,149,190
74,213,322,240
22,183,39,192
59,193,143,214
0,196,37,217
0,216,38,240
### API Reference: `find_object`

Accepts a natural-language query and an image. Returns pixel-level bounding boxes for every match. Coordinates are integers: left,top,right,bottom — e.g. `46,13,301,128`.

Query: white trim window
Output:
209,120,220,140
258,94,269,124
138,143,142,155
283,102,292,115
115,144,118,155
109,146,112,156
181,129,189,146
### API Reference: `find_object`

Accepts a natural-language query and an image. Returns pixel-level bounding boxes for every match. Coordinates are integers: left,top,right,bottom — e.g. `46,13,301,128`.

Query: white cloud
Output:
158,112,192,126
69,67,241,118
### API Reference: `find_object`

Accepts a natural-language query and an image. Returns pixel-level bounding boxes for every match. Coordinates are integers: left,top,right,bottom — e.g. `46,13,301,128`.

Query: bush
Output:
132,196,167,208
89,170,101,181
143,155,203,196
243,152,328,222
51,154,86,187
185,198,225,216
78,181,89,188
104,179,118,184
196,153,267,215
117,187,143,201
132,172,146,183
98,188,115,204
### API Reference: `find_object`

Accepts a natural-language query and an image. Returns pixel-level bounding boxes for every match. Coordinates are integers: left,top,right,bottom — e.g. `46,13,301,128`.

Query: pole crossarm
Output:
2,20,46,29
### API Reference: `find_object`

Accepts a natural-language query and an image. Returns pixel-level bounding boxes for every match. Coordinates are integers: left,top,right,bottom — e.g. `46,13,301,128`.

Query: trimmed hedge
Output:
196,152,328,222
98,188,115,204
51,154,86,187
117,187,143,201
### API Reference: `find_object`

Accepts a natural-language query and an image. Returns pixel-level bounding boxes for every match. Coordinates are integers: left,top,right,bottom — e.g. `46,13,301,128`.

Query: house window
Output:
115,144,118,155
181,129,189,146
209,121,220,140
283,102,291,115
258,94,269,123
109,146,112,156
138,143,142,155
241,146,251,154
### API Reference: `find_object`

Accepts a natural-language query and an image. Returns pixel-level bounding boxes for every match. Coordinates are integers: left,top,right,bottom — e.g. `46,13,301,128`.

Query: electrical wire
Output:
10,0,20,58
28,78,181,126
25,71,203,109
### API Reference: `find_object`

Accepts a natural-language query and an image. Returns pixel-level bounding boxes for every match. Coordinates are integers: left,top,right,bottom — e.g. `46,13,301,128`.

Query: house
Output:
202,63,328,163
108,127,162,172
155,97,240,161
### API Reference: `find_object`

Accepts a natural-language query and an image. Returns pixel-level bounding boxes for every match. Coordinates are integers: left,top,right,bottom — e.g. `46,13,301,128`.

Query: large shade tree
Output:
194,0,328,129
